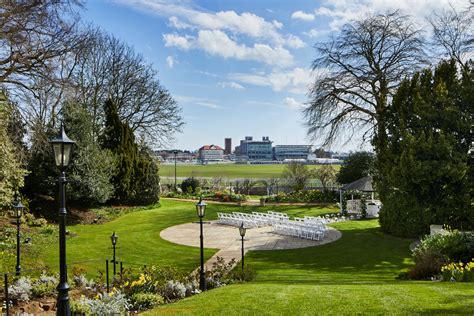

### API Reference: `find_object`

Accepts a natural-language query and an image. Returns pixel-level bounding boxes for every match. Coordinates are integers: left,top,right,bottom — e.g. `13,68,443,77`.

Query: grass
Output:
19,201,338,276
3,200,473,314
159,163,339,179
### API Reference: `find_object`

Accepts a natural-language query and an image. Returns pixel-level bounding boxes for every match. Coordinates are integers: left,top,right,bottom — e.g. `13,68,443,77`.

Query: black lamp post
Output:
110,232,118,276
14,200,24,276
173,150,178,191
49,125,75,316
195,198,207,291
239,222,247,273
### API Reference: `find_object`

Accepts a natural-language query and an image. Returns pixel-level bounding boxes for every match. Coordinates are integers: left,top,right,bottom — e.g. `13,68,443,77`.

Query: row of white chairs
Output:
272,219,326,240
217,212,259,228
217,211,291,228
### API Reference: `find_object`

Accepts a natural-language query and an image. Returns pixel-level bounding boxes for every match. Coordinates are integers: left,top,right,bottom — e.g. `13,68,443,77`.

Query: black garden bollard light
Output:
110,231,118,276
239,222,247,273
14,200,24,276
49,125,75,316
195,198,207,291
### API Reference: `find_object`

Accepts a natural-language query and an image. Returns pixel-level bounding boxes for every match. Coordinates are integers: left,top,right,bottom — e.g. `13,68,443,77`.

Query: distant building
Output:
224,138,232,155
273,145,312,161
198,145,224,162
235,136,273,160
153,150,195,162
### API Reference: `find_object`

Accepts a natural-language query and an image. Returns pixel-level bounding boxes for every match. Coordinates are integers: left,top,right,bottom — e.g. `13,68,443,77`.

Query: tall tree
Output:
0,1,84,90
378,60,473,237
314,165,337,191
337,152,375,184
429,6,473,70
283,162,311,191
305,11,426,146
62,101,116,204
0,91,28,208
102,99,137,203
74,32,183,144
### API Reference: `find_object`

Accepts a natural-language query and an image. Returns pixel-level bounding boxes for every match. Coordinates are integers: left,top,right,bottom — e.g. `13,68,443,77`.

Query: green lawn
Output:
5,200,473,314
32,201,339,275
159,163,339,179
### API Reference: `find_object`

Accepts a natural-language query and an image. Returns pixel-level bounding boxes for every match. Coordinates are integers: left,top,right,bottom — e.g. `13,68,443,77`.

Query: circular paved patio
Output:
160,221,342,251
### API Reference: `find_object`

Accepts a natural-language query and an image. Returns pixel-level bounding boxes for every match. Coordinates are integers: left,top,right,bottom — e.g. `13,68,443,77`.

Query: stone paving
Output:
160,221,342,270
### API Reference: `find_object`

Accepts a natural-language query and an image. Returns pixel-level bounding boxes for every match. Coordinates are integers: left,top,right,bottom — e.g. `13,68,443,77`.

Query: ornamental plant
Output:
441,260,474,282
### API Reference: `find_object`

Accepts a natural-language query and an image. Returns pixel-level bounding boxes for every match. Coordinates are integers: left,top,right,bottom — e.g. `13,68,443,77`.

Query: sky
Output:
81,0,469,151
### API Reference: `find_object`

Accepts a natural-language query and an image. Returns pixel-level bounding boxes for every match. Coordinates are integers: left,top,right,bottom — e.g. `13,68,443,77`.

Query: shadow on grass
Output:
244,224,414,283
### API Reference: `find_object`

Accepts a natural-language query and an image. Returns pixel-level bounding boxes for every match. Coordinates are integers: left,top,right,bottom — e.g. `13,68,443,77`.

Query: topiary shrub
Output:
180,177,200,194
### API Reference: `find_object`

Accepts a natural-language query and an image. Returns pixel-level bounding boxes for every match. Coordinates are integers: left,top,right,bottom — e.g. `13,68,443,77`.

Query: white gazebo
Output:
339,176,382,217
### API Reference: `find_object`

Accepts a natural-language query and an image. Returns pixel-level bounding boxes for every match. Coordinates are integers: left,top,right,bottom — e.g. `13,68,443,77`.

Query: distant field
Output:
158,163,340,179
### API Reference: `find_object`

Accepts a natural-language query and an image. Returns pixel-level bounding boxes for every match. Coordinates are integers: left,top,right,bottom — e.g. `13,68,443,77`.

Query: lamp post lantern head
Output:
14,200,25,218
239,222,246,237
110,231,118,246
49,125,75,169
195,198,207,218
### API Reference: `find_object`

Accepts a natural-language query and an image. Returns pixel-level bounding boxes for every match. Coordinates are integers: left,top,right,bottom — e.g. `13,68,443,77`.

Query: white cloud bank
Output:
163,30,294,66
283,97,304,109
229,67,314,94
291,10,315,21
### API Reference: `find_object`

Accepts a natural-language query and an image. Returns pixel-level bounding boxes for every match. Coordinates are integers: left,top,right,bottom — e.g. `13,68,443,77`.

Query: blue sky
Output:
81,0,466,151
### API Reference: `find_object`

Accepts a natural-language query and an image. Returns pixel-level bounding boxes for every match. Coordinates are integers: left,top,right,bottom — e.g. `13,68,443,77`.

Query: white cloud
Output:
283,97,304,109
166,55,175,68
286,34,306,49
163,33,193,50
291,10,315,21
196,101,221,109
164,30,294,66
230,67,314,93
168,16,192,29
218,81,246,90
315,0,469,31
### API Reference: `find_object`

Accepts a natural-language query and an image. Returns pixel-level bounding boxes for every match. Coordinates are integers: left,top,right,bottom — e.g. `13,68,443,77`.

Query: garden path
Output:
160,221,341,271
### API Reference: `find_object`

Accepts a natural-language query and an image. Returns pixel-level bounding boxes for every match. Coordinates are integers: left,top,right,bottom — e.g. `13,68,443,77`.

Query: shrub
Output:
31,274,57,298
266,190,338,203
228,265,256,282
70,296,91,315
409,230,474,279
87,291,130,314
180,177,200,194
8,277,32,302
163,280,186,301
130,292,164,311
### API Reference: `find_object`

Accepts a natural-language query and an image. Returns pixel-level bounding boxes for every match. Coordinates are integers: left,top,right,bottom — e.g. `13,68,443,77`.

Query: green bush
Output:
266,190,338,203
130,292,164,311
180,177,200,194
409,230,474,279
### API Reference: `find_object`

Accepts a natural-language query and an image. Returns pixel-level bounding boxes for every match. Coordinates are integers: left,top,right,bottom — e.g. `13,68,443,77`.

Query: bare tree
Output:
429,6,473,70
0,1,84,90
305,11,426,146
282,162,311,192
73,32,183,145
314,165,337,191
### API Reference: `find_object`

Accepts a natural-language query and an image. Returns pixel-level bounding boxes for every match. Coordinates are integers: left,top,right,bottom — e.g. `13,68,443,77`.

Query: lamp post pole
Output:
241,234,244,272
239,222,247,273
196,198,207,291
111,232,118,276
49,125,75,316
57,170,70,315
199,215,205,290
